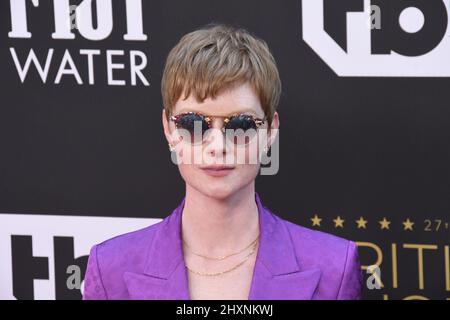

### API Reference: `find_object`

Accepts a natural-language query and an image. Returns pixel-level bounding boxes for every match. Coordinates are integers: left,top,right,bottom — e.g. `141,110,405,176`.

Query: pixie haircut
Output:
161,23,282,125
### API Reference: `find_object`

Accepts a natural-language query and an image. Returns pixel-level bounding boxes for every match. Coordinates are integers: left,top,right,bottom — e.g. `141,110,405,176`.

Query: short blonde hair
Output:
161,23,282,125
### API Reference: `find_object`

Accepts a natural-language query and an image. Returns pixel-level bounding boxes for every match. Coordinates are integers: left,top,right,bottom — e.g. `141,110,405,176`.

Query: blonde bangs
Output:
161,23,281,125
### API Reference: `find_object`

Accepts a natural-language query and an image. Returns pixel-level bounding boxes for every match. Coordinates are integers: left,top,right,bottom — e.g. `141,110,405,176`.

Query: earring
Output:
168,143,175,152
263,145,269,153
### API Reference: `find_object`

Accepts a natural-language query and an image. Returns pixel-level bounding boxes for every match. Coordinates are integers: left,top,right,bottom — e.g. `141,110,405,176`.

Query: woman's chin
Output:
194,183,238,200
207,186,236,200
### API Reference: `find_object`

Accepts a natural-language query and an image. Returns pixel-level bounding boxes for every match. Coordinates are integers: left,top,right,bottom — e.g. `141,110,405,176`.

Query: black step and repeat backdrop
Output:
0,0,449,300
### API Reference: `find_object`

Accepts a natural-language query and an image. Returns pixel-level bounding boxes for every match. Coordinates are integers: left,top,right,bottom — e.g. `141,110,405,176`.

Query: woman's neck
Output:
181,184,260,257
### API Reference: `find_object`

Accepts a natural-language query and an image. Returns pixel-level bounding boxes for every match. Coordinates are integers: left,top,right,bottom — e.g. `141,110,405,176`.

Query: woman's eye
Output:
180,114,203,128
227,116,256,130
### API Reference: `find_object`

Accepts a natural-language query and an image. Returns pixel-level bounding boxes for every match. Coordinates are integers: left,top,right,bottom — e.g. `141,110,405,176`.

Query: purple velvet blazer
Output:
83,192,363,300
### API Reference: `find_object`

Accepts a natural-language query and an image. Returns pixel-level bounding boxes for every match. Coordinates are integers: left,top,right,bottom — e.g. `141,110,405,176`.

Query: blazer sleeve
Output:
337,241,363,300
83,244,108,300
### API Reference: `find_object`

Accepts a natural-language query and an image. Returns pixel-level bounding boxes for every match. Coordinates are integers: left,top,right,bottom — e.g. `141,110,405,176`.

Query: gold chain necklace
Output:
183,234,260,261
185,240,258,277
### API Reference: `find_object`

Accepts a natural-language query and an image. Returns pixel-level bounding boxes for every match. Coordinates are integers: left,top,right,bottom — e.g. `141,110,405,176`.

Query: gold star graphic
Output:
311,214,322,227
403,218,414,231
378,217,391,230
356,217,368,229
333,216,345,228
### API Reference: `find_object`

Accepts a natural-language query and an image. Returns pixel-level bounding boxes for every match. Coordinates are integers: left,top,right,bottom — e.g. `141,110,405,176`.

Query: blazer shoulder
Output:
83,218,167,299
280,218,356,274
93,218,166,267
278,216,363,299
282,217,352,254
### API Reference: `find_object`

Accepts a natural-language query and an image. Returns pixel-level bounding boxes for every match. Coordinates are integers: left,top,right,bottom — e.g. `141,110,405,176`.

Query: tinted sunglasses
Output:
169,111,267,145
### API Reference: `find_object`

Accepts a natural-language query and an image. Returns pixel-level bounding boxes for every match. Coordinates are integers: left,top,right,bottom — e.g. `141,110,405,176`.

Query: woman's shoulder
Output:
275,214,363,299
92,218,165,263
83,219,168,299
274,213,359,270
282,216,353,250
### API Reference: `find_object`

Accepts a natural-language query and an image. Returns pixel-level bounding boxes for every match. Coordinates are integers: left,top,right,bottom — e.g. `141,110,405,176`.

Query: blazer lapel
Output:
123,197,190,300
248,193,322,299
124,192,322,300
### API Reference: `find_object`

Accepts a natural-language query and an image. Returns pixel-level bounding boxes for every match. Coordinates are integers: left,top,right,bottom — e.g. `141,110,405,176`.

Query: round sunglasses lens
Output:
177,113,209,144
227,115,257,131
225,115,258,145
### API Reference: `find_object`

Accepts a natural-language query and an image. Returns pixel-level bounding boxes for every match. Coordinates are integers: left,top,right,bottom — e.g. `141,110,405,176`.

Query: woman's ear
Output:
268,111,280,147
162,108,173,145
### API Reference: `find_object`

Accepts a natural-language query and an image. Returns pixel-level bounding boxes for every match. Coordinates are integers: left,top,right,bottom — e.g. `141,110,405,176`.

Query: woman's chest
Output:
186,256,257,300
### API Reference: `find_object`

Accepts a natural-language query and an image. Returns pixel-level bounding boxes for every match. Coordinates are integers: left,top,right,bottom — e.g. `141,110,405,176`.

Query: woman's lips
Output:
200,165,235,177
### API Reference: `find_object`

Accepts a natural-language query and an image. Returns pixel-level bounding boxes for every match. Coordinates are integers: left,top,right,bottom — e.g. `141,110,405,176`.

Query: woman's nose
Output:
203,120,229,156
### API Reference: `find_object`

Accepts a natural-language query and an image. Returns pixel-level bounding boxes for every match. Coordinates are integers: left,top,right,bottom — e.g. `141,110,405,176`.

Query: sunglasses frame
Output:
169,111,267,145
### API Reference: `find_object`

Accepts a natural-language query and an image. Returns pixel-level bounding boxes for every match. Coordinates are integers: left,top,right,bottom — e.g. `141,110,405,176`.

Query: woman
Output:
83,23,363,300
